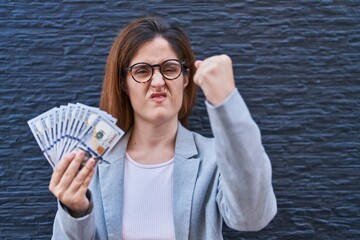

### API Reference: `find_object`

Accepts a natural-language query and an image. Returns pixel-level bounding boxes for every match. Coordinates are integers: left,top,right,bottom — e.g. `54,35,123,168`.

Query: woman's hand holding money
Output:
49,150,96,218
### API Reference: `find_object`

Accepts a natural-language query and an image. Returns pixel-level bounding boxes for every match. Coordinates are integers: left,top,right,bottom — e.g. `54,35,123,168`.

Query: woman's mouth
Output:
150,92,167,103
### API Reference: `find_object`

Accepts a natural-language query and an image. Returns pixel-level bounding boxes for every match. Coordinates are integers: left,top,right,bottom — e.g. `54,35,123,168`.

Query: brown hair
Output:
99,16,197,132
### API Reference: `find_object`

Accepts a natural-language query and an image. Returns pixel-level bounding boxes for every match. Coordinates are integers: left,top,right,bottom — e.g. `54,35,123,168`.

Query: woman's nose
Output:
150,70,165,87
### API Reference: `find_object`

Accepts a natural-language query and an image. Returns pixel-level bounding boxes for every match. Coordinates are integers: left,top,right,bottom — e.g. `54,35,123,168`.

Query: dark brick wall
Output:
1,1,359,239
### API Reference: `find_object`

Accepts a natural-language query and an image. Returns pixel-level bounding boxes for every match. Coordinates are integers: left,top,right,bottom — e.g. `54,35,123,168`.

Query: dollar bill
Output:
28,103,124,169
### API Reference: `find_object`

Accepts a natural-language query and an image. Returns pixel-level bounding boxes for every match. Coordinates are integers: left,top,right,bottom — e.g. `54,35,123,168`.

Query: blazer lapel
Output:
173,124,200,239
98,132,130,239
96,124,200,239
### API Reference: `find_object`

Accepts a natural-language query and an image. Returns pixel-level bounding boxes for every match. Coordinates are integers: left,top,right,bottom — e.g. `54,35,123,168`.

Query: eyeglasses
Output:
126,59,187,83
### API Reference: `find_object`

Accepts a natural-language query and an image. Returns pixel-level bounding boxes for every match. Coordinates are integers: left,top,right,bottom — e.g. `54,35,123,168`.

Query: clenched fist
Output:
194,54,236,105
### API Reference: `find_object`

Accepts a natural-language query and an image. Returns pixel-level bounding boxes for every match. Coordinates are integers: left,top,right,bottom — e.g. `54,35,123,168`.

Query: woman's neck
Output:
127,119,177,165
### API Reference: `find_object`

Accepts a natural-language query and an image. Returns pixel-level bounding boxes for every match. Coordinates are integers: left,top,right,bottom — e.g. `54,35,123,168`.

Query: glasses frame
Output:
126,59,187,83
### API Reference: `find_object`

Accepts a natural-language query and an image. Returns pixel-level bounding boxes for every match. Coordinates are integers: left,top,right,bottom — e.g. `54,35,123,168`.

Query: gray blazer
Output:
52,90,277,240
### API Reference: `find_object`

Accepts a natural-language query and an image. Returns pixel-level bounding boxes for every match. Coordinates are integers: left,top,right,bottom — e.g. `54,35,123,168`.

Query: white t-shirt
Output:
122,153,175,240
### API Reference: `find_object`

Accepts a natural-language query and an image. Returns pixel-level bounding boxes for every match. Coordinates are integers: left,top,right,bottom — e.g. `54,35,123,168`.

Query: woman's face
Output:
126,37,188,127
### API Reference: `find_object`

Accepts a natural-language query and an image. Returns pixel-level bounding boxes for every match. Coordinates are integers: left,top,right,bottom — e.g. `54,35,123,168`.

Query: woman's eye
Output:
162,63,180,73
134,67,150,75
163,67,177,73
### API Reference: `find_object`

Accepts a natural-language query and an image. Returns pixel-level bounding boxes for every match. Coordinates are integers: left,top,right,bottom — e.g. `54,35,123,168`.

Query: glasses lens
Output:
131,63,152,83
161,60,182,80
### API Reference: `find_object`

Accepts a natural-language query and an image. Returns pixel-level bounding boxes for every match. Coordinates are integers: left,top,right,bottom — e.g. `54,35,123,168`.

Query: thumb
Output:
194,60,203,69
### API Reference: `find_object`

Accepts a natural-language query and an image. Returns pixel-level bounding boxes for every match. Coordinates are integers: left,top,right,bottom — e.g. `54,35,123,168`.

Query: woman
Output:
49,16,277,239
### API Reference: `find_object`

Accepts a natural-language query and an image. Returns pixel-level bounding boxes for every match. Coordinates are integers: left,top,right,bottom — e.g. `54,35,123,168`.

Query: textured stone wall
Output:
1,1,359,239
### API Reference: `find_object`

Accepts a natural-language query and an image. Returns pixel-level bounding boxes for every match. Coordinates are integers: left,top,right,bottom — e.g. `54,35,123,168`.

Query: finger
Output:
77,167,95,196
194,63,207,86
194,60,203,69
49,151,76,189
57,150,85,189
194,60,203,86
69,158,96,193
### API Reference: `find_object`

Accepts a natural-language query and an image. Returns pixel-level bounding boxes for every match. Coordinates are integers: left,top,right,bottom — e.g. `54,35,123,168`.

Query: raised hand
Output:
194,54,236,105
49,150,95,218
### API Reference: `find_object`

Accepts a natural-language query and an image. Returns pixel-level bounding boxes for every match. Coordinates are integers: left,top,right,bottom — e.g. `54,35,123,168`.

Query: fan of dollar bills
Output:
28,103,124,168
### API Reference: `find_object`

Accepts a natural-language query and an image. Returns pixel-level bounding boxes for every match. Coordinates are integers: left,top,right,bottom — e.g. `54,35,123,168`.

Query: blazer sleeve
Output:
206,89,277,231
52,191,96,240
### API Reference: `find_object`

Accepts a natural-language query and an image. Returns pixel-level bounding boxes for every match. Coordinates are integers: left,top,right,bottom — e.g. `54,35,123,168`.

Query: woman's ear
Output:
183,69,189,88
121,83,129,96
